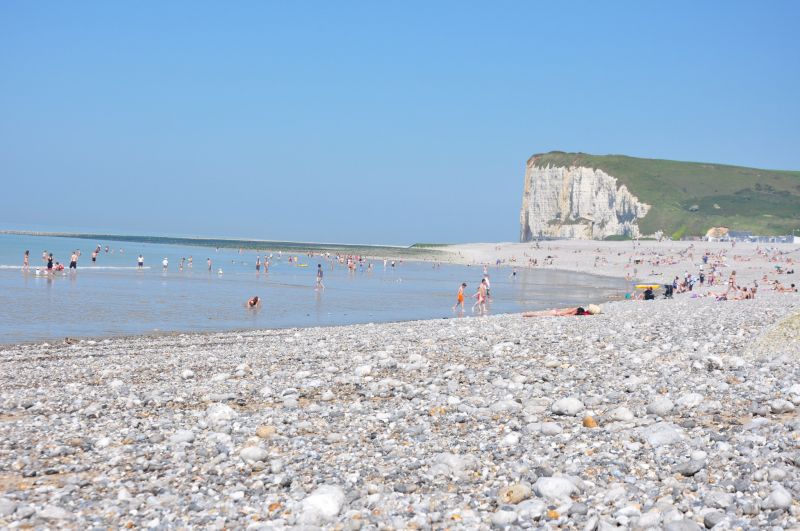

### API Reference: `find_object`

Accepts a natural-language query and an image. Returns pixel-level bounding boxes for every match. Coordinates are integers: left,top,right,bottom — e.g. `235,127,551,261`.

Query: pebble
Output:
551,397,584,416
169,429,196,444
762,485,792,510
646,397,675,416
498,484,532,505
300,485,346,524
239,446,268,463
534,477,578,502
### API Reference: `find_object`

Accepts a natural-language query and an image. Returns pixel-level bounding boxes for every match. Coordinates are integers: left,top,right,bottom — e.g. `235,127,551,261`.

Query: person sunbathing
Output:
523,304,601,317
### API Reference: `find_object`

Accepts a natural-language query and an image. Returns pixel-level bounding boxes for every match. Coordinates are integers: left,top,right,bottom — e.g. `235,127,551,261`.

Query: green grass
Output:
531,152,800,237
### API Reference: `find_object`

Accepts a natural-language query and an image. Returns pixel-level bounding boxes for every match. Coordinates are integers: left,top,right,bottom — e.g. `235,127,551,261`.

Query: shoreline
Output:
0,237,798,528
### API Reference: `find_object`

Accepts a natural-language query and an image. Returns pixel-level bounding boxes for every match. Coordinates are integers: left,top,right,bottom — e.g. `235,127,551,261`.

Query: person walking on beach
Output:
726,270,737,294
453,282,467,312
23,250,29,271
472,278,488,314
316,264,325,290
137,254,144,269
69,251,78,270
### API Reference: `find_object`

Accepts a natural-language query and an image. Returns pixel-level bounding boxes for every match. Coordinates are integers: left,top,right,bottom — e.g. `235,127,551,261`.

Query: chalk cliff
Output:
520,157,651,240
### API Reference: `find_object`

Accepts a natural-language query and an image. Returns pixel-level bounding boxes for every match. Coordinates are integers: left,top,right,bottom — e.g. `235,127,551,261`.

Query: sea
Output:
0,232,630,344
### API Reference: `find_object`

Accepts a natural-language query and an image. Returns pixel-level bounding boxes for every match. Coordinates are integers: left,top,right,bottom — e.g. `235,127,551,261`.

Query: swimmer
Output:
247,296,261,308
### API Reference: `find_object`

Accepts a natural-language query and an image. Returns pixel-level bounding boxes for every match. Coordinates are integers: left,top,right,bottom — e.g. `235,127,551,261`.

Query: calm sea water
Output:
0,234,630,344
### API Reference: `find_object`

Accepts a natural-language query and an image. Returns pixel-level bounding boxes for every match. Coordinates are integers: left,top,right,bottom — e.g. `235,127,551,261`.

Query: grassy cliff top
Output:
529,151,800,237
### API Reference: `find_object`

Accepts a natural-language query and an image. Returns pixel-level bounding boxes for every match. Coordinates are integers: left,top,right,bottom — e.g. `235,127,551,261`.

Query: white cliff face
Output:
520,162,650,241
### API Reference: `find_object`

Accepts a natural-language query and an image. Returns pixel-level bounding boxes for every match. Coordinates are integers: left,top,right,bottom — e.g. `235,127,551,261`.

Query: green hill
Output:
531,152,800,238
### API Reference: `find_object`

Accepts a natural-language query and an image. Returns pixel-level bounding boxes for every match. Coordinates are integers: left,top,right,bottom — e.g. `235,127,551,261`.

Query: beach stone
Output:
637,510,663,528
498,484,532,505
180,369,195,379
300,485,346,524
568,502,588,516
38,505,73,521
609,406,635,422
499,432,520,447
769,399,795,414
582,415,598,428
703,511,725,529
533,477,577,502
675,459,705,476
206,403,237,423
354,365,372,377
551,397,584,416
0,498,17,517
640,422,683,447
705,491,734,509
762,486,792,510
256,425,277,438
665,519,702,531
169,430,195,444
676,392,704,409
541,422,563,435
491,506,518,527
239,447,268,463
647,397,675,416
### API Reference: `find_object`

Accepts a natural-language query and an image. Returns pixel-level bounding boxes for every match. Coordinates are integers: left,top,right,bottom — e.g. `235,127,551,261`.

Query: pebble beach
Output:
1,242,799,529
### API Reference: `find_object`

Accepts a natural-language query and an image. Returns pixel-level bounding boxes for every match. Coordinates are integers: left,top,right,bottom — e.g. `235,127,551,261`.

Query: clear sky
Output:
2,1,798,244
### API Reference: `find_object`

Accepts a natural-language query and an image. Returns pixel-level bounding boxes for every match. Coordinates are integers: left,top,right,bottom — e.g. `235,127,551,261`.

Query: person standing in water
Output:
452,282,467,313
316,264,325,290
47,253,54,272
256,256,261,273
162,257,169,271
207,258,212,271
137,254,144,269
23,250,29,271
472,278,488,314
188,256,193,269
69,251,78,270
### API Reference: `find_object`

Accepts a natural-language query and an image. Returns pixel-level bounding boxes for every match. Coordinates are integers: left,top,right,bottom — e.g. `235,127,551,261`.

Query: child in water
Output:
452,283,467,312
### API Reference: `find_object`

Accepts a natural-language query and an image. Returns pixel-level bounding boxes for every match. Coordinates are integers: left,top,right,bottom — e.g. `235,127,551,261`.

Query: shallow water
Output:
0,234,630,344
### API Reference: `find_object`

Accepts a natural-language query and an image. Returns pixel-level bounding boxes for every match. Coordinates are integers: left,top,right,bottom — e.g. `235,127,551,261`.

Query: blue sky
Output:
2,1,798,244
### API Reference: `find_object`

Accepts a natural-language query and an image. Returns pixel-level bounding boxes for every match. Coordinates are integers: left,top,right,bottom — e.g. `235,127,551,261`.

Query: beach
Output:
1,241,799,529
